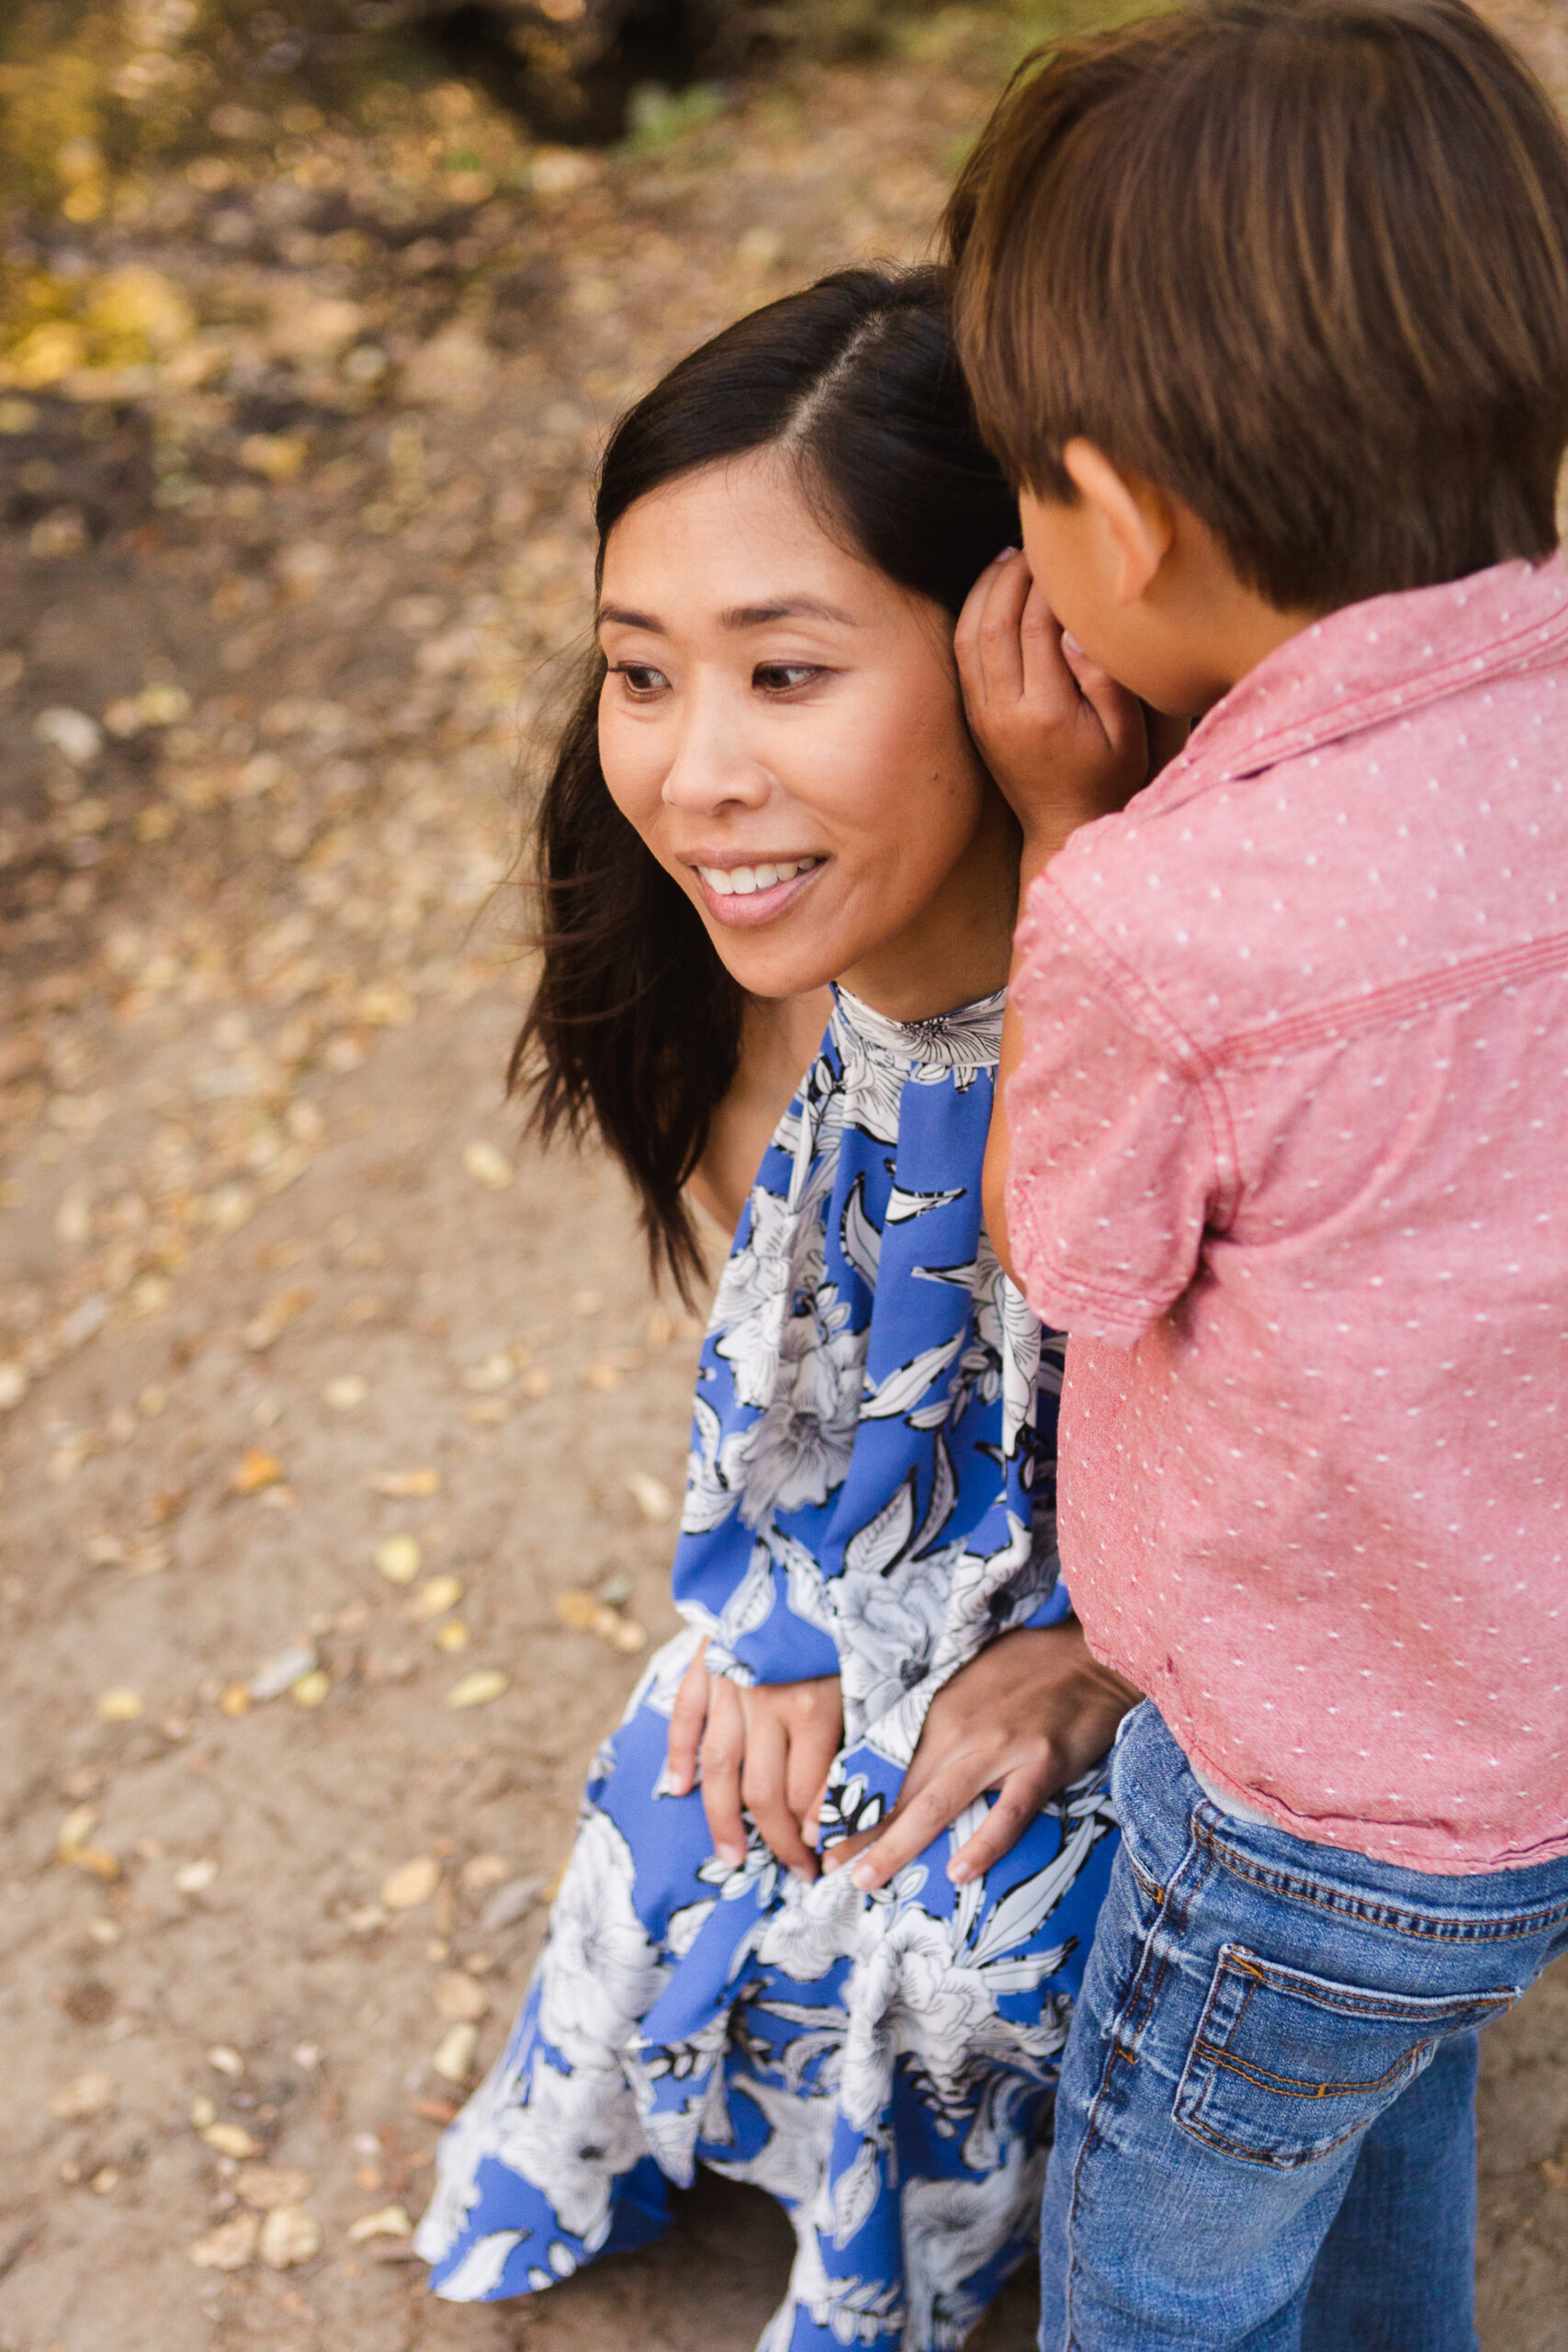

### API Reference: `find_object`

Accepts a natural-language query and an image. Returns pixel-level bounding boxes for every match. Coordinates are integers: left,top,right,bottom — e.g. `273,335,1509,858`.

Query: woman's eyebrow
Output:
596,595,860,634
596,604,661,632
721,598,859,629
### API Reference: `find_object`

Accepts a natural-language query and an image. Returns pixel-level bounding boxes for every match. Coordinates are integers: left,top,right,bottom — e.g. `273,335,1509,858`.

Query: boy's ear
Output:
1062,439,1176,605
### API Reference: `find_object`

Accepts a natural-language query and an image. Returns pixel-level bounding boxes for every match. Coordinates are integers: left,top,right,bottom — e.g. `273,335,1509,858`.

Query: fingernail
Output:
949,1861,974,1884
998,545,1021,560
717,1843,745,1866
1062,630,1085,657
789,1865,813,1883
851,1861,877,1891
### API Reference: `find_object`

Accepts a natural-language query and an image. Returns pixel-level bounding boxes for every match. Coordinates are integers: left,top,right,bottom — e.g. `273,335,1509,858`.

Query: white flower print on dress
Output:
536,1810,667,2062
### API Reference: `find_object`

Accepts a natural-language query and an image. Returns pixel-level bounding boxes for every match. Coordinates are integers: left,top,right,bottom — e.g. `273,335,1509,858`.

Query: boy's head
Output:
949,0,1568,680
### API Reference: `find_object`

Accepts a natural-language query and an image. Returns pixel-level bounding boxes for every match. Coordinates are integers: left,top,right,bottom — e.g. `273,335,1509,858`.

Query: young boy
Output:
945,2,1568,2344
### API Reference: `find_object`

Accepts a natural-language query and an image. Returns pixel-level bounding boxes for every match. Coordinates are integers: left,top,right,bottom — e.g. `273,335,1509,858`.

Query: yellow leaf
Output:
231,1448,282,1496
346,2203,412,2243
96,1687,142,1723
446,1669,509,1710
375,1533,423,1584
461,1140,513,1191
380,1855,441,1911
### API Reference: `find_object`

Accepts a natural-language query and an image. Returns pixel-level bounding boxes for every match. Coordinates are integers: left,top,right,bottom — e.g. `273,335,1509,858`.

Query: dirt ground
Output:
3,9,1567,2349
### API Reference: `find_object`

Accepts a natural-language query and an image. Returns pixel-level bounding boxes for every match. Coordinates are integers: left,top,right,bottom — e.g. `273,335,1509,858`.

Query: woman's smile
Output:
689,853,827,923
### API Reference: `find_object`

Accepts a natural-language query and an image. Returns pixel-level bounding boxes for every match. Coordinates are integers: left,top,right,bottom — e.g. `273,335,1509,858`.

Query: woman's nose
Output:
660,695,770,814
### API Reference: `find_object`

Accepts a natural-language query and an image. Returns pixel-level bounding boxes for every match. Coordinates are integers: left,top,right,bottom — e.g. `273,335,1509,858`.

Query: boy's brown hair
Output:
948,0,1568,613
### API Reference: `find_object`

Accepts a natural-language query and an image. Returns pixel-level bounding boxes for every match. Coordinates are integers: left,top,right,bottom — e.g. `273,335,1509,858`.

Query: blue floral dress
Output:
415,986,1119,2349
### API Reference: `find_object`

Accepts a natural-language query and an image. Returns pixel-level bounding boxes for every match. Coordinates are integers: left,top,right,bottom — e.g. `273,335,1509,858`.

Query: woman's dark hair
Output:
511,264,1019,1297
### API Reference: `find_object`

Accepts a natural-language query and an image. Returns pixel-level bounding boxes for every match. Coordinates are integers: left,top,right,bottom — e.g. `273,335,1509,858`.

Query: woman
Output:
416,266,1144,2350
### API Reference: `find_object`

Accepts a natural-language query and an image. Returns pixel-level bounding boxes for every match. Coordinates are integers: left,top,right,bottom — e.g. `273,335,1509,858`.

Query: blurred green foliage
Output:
0,1,1145,223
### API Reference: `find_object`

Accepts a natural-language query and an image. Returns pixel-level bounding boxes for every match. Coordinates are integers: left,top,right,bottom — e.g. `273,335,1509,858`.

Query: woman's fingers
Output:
699,1676,749,1866
665,1641,711,1797
839,1754,993,1891
742,1711,818,1880
947,1760,1059,1886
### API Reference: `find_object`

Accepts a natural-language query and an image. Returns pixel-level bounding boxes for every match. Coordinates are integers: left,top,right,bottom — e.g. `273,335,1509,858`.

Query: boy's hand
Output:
667,1644,843,1881
820,1620,1139,1892
956,548,1151,870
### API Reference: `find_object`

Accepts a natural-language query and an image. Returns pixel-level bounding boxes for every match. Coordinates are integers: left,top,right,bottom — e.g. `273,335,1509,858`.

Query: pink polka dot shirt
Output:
1007,555,1568,1873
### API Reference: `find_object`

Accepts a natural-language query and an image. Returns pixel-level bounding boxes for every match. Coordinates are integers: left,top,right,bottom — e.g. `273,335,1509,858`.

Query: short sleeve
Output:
1004,874,1224,1345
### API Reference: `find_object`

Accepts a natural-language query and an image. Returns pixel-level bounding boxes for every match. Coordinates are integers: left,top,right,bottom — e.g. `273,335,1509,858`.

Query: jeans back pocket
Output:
1174,1942,1514,2169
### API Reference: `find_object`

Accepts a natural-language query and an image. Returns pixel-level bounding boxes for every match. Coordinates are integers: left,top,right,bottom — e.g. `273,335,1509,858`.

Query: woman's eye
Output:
610,662,669,696
753,663,823,694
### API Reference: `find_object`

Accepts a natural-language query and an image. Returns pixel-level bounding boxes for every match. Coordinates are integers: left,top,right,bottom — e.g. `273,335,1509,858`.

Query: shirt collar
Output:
1151,554,1568,796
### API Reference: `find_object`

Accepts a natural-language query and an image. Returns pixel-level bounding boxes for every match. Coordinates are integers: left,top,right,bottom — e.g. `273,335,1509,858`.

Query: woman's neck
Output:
837,791,1020,1023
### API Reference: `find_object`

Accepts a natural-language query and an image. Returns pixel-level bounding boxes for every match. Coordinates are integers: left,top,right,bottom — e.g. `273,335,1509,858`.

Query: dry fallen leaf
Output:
434,1970,489,2023
96,1688,143,1723
458,1853,508,1894
584,1360,623,1392
243,1287,312,1351
380,1855,441,1911
480,1874,546,1933
249,1645,317,1702
207,2043,246,2077
50,2071,116,2121
347,2204,412,2243
175,1857,219,1894
431,2021,479,2083
461,1140,513,1191
257,2203,321,2268
189,2096,217,2128
370,1469,441,1499
188,2211,259,2271
626,1472,676,1523
407,1574,463,1621
519,1368,553,1399
556,1589,648,1653
322,1374,368,1409
434,1619,468,1652
58,1803,98,1859
231,1448,283,1496
446,1669,509,1710
56,1799,119,1880
376,1533,423,1584
203,2121,260,2159
1542,2155,1568,2192
237,2164,311,2211
220,1681,251,1717
291,1668,332,1708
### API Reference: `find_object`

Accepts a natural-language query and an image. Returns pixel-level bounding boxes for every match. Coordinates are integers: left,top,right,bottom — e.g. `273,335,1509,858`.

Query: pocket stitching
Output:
1173,1943,1514,2169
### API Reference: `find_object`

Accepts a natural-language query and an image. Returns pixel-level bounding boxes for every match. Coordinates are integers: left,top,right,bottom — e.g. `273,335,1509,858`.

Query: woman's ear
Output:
1061,440,1175,606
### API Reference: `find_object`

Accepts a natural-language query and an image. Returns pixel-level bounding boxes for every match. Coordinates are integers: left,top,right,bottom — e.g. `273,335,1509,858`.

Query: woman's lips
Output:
690,855,826,927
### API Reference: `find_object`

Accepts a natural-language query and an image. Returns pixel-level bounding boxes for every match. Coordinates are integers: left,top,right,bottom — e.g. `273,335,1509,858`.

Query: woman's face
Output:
596,450,1018,1019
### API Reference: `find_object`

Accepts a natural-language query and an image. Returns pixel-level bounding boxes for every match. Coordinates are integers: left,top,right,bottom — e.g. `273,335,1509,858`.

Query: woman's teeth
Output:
697,857,820,898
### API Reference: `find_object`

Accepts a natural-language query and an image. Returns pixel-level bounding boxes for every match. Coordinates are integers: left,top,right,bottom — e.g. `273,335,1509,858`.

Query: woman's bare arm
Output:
687,988,834,1238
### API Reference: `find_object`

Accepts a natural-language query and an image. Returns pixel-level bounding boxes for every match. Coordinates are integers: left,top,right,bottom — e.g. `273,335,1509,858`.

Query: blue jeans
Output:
1041,1703,1568,2350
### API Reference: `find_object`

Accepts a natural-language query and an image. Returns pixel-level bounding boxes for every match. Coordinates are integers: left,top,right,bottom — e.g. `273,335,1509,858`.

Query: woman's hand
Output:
955,548,1166,872
668,1643,844,1881
821,1620,1140,1893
